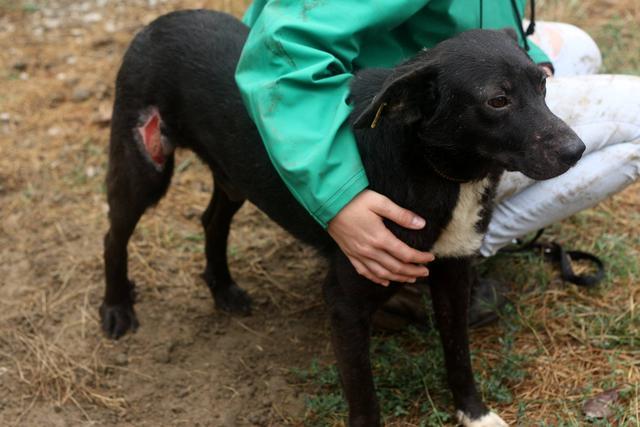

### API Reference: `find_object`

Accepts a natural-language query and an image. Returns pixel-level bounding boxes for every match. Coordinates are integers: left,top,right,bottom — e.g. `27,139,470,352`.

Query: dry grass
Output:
0,0,638,426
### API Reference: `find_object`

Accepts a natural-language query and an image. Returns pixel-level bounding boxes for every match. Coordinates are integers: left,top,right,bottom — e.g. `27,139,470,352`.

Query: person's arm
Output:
236,1,434,285
236,0,428,227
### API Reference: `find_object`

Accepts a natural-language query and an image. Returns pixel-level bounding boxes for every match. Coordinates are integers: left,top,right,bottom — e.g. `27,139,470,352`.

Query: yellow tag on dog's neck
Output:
370,102,387,129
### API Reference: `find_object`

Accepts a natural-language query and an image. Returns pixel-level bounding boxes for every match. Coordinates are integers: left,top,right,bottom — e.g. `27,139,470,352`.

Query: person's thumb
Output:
371,195,426,230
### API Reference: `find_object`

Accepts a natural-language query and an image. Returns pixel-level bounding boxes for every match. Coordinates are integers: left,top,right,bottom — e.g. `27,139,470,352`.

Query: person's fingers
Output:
371,228,435,265
350,257,389,286
370,194,425,230
368,248,428,279
363,258,415,284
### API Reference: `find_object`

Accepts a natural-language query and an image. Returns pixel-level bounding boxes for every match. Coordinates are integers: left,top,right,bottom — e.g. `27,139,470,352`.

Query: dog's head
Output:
352,29,585,180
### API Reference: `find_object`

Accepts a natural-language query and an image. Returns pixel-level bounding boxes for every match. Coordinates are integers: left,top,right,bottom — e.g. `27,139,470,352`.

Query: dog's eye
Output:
487,96,510,109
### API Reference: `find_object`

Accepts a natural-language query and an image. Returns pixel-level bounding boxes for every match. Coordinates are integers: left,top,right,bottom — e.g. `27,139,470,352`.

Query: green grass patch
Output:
296,308,531,426
294,326,452,427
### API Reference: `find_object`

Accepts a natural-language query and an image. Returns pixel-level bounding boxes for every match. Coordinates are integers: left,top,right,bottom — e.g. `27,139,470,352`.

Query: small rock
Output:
85,166,97,178
0,113,10,123
104,21,117,33
19,72,29,81
71,87,92,103
43,18,61,30
83,12,103,23
583,387,620,419
47,127,62,137
91,111,111,126
114,353,128,366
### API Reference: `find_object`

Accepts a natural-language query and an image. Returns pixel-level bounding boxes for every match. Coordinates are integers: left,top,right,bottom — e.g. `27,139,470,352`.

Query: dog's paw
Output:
213,283,252,316
456,410,508,427
100,301,139,339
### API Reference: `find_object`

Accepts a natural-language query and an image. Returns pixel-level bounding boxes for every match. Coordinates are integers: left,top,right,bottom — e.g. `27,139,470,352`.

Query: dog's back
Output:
114,10,329,247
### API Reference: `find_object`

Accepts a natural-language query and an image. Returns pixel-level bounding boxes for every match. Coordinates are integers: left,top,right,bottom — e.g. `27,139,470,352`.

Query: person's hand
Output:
327,190,435,286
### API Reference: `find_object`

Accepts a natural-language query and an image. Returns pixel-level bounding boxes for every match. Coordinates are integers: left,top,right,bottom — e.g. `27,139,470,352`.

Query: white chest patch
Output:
431,178,491,258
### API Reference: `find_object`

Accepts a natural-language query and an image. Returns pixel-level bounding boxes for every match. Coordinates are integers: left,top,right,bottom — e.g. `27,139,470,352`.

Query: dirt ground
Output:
0,1,638,426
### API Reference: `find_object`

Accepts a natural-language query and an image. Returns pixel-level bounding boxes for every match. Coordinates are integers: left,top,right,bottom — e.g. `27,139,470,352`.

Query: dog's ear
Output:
500,27,520,44
352,60,439,129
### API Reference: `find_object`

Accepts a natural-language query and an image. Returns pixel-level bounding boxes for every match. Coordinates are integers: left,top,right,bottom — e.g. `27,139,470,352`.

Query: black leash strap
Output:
500,229,605,288
509,0,536,51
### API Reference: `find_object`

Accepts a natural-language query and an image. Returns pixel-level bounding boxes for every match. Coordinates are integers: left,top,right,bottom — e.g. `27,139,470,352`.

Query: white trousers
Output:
480,22,640,256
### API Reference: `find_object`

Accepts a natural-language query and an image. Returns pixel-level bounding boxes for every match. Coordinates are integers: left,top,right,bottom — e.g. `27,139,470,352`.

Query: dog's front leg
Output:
323,253,397,427
429,258,508,427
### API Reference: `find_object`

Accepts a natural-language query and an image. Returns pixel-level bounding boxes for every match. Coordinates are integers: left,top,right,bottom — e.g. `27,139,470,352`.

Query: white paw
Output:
456,410,509,427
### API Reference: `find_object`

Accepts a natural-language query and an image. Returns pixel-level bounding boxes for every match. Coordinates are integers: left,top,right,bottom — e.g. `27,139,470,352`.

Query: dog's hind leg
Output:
429,258,507,427
323,253,397,427
101,106,175,339
201,181,251,315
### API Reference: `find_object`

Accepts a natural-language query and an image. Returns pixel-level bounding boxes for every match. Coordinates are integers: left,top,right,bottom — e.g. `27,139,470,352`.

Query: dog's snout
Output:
558,139,585,166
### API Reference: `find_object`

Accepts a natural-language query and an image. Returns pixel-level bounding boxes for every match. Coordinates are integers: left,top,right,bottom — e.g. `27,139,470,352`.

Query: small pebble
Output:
85,166,97,178
83,12,103,23
71,87,92,103
47,127,62,137
114,353,128,366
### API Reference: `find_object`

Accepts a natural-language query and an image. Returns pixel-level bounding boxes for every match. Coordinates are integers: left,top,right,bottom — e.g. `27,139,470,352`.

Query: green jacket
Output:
235,0,549,227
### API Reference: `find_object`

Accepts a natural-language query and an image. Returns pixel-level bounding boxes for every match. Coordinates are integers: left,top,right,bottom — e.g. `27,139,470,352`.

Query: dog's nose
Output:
558,139,585,166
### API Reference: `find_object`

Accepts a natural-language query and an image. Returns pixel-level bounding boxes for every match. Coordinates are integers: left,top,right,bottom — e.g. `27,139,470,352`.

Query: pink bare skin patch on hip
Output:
135,107,173,170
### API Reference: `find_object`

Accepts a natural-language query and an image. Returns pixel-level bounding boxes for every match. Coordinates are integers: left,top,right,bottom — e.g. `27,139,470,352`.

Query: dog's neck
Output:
414,144,496,184
353,115,502,192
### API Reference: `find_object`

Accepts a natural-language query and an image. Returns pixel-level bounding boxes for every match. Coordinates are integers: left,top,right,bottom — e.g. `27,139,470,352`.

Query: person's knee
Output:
533,21,602,76
560,22,601,72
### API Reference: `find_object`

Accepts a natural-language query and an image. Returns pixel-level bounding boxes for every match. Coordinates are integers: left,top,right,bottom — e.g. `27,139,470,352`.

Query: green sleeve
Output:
235,1,428,228
526,39,552,65
513,0,552,64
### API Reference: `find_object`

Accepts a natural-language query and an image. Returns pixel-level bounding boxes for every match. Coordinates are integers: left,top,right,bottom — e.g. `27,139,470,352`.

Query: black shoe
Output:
468,278,509,329
373,276,509,331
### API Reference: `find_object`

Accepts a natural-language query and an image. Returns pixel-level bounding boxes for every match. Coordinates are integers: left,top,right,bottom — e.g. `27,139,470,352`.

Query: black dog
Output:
101,10,584,427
